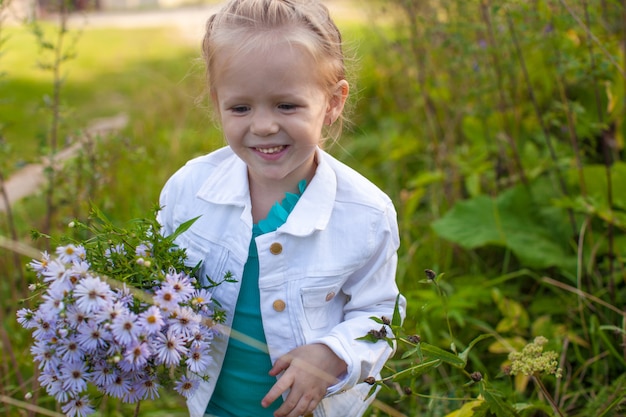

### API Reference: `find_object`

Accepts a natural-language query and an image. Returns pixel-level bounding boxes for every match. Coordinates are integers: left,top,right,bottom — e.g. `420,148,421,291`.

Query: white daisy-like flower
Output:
56,244,87,264
190,288,213,306
74,276,113,314
137,305,164,335
29,251,51,275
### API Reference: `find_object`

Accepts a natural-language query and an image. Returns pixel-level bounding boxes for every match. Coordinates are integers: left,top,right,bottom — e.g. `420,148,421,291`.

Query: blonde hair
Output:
202,0,348,141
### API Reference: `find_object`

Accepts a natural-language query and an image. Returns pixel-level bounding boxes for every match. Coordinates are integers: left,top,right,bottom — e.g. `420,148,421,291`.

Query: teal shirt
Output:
205,181,306,417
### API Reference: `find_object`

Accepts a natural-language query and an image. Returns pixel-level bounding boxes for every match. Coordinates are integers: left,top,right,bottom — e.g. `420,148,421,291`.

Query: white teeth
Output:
257,146,284,154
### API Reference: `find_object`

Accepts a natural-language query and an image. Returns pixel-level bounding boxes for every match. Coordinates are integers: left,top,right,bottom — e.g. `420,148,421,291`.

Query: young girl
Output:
158,0,406,416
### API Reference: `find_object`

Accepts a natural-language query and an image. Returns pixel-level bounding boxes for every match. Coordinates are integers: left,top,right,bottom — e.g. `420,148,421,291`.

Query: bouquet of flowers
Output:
16,207,230,417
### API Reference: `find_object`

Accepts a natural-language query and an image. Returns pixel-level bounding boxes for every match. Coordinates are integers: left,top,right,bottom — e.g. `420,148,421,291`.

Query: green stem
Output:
532,374,565,417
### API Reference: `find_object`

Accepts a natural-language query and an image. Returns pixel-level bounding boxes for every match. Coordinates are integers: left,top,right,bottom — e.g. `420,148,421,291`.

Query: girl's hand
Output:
261,343,347,417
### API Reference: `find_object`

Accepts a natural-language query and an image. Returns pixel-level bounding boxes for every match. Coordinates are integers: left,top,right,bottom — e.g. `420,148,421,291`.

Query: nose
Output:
250,109,279,137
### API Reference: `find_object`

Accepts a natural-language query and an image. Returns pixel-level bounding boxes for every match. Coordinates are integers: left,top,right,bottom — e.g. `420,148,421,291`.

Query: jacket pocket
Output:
300,284,342,330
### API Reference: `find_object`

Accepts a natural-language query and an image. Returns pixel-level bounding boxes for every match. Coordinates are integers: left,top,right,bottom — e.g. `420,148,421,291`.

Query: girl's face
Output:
211,42,348,191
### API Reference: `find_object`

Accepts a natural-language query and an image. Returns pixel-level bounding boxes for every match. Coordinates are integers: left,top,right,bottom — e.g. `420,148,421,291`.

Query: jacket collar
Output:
195,147,336,236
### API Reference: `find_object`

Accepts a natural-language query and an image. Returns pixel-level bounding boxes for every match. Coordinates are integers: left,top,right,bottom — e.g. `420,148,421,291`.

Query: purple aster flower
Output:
41,259,70,283
104,243,126,258
40,284,68,314
39,370,69,403
31,310,58,341
103,372,132,399
121,384,142,404
119,341,151,372
31,340,61,372
73,276,112,314
164,271,195,301
64,304,89,327
16,308,37,329
114,285,134,307
174,375,199,399
110,310,140,346
152,330,188,366
67,260,92,281
137,305,164,335
135,243,151,258
168,306,200,339
134,374,161,400
186,342,213,373
61,395,95,417
96,301,126,323
153,286,180,312
56,335,84,364
76,321,109,353
60,361,91,395
91,360,118,387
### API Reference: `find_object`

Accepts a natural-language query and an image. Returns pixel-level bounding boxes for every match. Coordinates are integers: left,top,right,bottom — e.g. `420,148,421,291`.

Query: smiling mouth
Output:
255,146,286,154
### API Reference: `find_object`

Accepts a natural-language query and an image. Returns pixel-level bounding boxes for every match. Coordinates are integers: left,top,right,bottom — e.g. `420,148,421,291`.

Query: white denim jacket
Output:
158,146,406,417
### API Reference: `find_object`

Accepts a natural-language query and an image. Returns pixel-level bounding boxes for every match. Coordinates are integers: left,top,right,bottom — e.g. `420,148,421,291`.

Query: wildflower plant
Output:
16,207,229,416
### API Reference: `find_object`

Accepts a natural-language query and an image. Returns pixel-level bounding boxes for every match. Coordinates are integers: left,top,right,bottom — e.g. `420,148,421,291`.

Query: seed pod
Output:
424,269,437,280
364,376,376,385
470,371,483,382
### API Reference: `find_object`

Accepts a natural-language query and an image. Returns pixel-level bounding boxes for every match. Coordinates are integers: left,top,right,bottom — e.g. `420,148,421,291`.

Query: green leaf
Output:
480,384,520,417
392,294,403,327
421,342,466,367
459,334,494,363
431,183,575,270
168,215,201,242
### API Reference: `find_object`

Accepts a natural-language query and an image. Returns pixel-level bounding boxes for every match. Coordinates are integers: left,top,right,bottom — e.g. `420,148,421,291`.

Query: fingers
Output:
273,388,320,417
261,373,293,408
268,354,293,377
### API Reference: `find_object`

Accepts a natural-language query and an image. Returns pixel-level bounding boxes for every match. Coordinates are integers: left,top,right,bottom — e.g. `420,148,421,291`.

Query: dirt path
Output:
0,114,128,213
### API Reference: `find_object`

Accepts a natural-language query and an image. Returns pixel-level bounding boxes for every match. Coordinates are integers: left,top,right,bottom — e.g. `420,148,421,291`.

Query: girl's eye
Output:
278,104,297,111
230,106,249,114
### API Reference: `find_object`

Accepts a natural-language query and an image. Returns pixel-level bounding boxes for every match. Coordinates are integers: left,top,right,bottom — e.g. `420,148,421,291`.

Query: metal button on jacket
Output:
269,242,282,255
325,291,335,302
273,299,286,312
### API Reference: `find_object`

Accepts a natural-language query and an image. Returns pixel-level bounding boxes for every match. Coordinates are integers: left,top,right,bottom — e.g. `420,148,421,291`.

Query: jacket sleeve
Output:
311,200,406,395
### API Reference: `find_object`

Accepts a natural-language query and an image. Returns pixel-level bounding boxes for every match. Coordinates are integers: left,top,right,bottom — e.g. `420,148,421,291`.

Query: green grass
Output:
1,23,208,167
